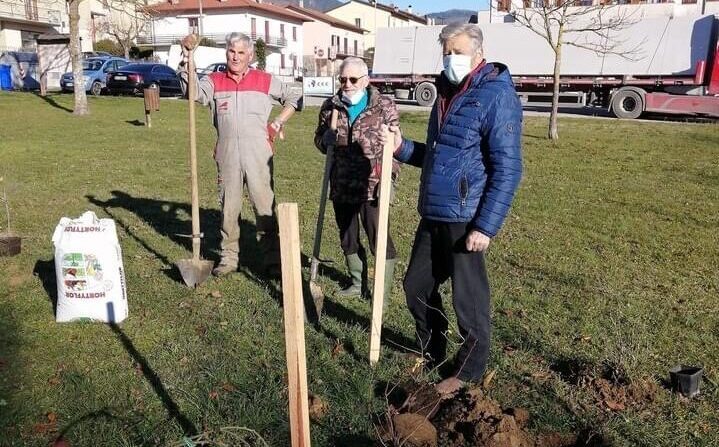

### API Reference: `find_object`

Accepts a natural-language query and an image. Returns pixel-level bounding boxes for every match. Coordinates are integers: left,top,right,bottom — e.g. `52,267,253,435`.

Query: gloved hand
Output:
321,128,337,153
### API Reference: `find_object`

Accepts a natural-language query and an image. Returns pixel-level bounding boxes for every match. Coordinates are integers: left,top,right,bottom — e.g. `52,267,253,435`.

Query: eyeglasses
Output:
339,75,366,85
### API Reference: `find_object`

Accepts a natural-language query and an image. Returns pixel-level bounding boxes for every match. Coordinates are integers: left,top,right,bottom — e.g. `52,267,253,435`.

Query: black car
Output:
106,63,182,96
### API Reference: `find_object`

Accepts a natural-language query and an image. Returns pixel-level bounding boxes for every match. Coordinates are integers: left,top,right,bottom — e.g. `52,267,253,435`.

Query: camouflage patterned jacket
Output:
314,87,400,204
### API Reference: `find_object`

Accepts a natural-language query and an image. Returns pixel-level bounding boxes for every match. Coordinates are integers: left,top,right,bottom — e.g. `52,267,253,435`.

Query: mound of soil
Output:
392,413,438,447
379,383,577,447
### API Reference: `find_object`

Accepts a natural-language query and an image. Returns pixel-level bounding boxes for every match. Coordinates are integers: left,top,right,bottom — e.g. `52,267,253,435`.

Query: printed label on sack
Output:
61,252,113,298
64,226,105,233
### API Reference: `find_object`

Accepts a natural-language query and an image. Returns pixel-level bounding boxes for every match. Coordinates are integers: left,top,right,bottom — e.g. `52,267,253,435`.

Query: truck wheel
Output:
415,82,437,107
611,89,643,119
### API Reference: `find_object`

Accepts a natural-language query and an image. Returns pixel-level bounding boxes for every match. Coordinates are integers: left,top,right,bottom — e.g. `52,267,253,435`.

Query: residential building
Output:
478,0,719,23
0,0,67,52
0,0,146,54
78,1,121,52
325,0,432,51
142,0,310,78
285,4,367,76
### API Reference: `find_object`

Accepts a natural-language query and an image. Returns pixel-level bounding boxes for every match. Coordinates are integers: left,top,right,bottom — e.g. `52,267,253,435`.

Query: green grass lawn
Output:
0,92,717,446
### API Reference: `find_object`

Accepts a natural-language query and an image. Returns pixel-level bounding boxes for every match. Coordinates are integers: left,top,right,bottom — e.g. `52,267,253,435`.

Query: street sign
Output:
303,76,334,96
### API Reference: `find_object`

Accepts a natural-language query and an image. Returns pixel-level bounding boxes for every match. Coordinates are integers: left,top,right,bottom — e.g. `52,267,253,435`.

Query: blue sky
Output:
378,1,490,15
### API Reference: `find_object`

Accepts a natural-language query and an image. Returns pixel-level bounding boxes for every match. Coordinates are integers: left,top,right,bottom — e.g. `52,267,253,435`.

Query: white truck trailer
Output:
370,15,719,118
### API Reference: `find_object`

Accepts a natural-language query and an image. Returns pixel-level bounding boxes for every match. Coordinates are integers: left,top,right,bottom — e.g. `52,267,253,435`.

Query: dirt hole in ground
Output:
377,382,578,447
549,359,658,412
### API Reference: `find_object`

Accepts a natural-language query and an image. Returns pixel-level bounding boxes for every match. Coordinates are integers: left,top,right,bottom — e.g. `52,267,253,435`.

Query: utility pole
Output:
374,0,377,49
198,0,204,37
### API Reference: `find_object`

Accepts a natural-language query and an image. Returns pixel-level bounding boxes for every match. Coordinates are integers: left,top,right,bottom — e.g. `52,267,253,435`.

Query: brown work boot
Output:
212,263,236,277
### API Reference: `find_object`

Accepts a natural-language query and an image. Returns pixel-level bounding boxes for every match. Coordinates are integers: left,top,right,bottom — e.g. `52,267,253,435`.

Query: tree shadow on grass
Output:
86,191,417,356
0,293,22,440
55,408,153,446
33,259,58,318
107,302,198,437
33,92,73,113
86,191,269,286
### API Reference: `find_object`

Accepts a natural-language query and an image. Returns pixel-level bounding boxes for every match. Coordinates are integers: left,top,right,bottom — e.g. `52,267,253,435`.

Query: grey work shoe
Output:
337,253,364,297
212,263,236,277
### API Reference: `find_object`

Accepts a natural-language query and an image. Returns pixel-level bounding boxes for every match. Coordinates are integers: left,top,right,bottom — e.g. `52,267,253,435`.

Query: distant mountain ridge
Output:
273,1,475,23
427,8,475,24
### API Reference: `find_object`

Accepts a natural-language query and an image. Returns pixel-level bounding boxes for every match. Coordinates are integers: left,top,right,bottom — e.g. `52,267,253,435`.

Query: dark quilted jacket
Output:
394,62,523,237
314,87,400,203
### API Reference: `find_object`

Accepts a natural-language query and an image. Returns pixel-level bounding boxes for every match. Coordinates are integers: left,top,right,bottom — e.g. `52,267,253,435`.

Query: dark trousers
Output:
333,200,396,260
403,219,491,381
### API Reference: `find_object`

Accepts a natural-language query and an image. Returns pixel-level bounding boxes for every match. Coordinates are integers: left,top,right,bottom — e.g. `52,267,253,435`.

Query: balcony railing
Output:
0,1,62,26
137,31,288,48
332,44,367,59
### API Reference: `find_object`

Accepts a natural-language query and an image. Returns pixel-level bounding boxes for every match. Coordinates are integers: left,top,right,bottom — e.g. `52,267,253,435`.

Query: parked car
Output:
60,56,129,96
106,63,183,96
197,63,226,79
82,51,114,58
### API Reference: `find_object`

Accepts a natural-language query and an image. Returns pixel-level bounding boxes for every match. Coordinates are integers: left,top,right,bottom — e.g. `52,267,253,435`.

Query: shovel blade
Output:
309,280,324,317
176,258,214,287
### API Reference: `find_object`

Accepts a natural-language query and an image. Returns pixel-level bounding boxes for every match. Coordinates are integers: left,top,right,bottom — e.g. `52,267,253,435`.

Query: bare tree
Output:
68,0,89,115
99,0,154,59
511,1,641,140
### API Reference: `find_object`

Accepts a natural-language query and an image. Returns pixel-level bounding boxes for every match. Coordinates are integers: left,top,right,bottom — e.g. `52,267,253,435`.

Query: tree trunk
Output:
549,42,561,140
69,0,89,116
549,27,563,141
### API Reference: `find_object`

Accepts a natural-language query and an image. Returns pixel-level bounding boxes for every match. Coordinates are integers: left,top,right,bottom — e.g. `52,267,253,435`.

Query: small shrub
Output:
129,46,154,60
254,38,266,71
94,39,123,56
198,37,218,47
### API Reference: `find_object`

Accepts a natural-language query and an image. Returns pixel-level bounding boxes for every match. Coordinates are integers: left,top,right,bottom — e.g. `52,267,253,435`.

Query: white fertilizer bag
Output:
52,211,128,323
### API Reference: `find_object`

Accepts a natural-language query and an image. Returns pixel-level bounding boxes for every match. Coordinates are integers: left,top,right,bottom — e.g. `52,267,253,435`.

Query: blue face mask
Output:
342,89,366,106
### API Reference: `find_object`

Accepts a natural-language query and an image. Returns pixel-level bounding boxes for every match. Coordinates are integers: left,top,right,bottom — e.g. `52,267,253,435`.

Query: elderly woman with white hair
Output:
314,57,401,302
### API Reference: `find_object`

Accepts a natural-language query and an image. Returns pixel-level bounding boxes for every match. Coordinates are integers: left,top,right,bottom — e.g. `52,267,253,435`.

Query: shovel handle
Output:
187,41,202,261
310,109,339,281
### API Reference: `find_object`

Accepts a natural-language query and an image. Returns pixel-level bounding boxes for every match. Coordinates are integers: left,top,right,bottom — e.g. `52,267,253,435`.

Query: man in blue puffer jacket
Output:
384,23,523,395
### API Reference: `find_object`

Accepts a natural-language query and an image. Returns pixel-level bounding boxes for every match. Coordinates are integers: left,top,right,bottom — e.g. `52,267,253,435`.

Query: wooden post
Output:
369,127,395,366
278,203,312,447
143,87,159,128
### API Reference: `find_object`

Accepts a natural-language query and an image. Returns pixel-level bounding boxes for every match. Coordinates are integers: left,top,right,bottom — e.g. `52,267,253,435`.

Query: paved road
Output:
302,95,716,125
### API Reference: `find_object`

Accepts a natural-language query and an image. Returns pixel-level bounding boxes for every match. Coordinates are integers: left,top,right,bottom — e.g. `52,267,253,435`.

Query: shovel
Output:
308,109,339,316
177,40,213,287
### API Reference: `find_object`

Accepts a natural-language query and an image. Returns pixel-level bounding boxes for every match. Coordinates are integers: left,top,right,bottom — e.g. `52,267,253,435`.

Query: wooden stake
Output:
369,127,395,366
278,203,312,447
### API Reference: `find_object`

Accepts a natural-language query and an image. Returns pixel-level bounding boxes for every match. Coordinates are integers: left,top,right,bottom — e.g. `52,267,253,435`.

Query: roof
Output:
325,0,428,24
36,33,70,43
285,4,367,34
147,0,311,22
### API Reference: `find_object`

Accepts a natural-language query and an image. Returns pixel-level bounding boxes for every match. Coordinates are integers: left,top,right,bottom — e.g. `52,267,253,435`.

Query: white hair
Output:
225,32,253,50
339,57,368,75
438,23,484,55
